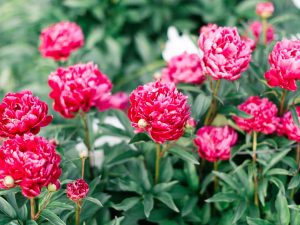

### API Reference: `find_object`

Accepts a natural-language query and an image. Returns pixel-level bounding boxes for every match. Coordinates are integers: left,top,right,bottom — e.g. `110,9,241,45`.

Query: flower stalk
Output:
213,161,218,191
204,79,221,125
279,89,287,115
155,144,161,184
30,198,35,220
252,132,259,206
75,202,82,225
34,192,53,220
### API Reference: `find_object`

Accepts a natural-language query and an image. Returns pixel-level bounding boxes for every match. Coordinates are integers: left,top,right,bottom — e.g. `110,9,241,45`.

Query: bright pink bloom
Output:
242,36,256,51
161,52,206,84
278,106,300,141
250,21,274,44
128,81,190,144
264,40,300,91
194,126,237,162
67,179,89,202
233,96,279,134
104,92,129,111
0,90,52,138
0,134,61,198
48,62,112,118
186,118,197,128
256,2,274,18
39,21,84,61
198,25,251,81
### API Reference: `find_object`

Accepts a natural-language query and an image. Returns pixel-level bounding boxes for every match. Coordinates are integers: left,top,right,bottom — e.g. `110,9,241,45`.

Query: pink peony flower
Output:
39,21,84,61
233,96,279,134
48,62,112,118
67,179,89,202
0,90,52,138
161,52,206,85
194,126,237,162
264,40,300,91
256,2,274,18
250,21,274,44
186,117,197,128
277,106,300,141
128,81,190,144
198,25,251,81
0,134,61,198
242,36,256,51
103,92,129,111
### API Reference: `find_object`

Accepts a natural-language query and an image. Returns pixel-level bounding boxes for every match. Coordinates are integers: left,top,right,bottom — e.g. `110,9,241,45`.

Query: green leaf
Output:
155,192,179,213
192,93,212,118
85,197,103,207
181,196,198,217
205,192,241,203
213,171,240,192
232,201,247,223
0,196,17,218
219,105,253,118
40,209,66,225
143,194,154,218
262,149,291,175
112,197,140,211
266,168,291,177
153,181,178,193
275,191,290,225
288,174,300,190
0,187,21,196
169,147,199,165
291,105,300,128
129,133,152,144
26,220,38,225
246,217,273,225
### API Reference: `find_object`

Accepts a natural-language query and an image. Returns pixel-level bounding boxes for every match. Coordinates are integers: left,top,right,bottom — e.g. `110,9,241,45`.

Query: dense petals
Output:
198,24,251,81
0,134,61,198
39,21,84,61
0,90,52,138
128,81,190,144
250,21,275,44
67,179,89,202
278,106,300,141
194,126,237,162
233,96,279,134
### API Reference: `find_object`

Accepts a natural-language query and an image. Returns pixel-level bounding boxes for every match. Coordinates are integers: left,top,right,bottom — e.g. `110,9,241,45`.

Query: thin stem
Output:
252,132,259,206
155,144,161,184
160,142,175,157
81,157,86,179
34,193,52,220
213,161,218,191
262,18,268,45
80,112,93,179
30,198,35,220
204,79,221,125
75,202,81,225
291,143,300,199
279,89,287,115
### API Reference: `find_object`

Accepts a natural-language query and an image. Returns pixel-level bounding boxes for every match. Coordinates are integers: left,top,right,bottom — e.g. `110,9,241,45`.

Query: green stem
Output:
262,18,268,45
291,143,300,199
279,89,287,115
75,203,81,225
30,198,35,220
34,193,52,220
204,79,221,125
155,144,161,184
252,132,259,206
213,161,218,191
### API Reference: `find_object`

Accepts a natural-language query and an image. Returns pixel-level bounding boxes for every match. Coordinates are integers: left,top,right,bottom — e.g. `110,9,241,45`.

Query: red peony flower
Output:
250,21,274,44
277,106,300,141
256,2,274,18
194,126,237,162
0,134,61,198
198,25,251,81
48,62,112,118
0,90,52,138
39,21,84,61
161,52,206,85
128,81,190,144
264,40,300,91
67,179,89,202
233,96,279,134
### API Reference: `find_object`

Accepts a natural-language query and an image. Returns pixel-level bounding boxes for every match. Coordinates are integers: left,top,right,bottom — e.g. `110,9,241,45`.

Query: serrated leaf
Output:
169,147,199,165
143,194,153,218
112,197,140,211
155,192,179,213
40,209,66,225
129,133,152,144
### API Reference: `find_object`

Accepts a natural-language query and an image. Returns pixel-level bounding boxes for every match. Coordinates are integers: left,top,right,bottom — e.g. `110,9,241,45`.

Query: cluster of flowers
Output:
128,1,300,163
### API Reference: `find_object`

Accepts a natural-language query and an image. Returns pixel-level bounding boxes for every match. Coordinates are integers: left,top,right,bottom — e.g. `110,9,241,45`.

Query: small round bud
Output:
138,119,148,129
47,181,60,192
153,72,162,80
3,176,15,188
80,151,88,159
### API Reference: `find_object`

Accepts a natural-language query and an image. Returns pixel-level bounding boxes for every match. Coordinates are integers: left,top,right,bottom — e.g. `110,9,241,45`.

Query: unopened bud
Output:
3,176,15,188
153,72,162,80
138,119,148,129
47,181,60,192
80,151,88,159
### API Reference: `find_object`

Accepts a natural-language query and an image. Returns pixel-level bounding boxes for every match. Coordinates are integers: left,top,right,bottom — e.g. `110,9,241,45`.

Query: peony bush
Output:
1,1,300,225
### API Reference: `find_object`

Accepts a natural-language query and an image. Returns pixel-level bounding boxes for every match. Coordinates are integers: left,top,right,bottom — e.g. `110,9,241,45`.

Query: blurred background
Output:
0,0,299,101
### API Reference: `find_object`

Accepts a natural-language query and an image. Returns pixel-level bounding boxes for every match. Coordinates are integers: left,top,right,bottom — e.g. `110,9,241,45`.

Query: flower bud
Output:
80,151,88,159
3,176,15,188
256,2,274,19
47,181,60,192
138,119,148,129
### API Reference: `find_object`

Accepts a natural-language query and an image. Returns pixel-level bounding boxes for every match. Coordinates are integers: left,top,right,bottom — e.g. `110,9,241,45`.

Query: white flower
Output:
162,26,202,62
292,0,300,8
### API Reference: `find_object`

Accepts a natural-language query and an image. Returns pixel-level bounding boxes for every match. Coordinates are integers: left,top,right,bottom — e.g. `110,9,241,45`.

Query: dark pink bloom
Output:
256,2,274,18
0,90,52,138
278,106,300,141
233,96,279,134
39,21,84,61
250,21,274,44
48,62,112,118
194,126,237,162
186,118,197,128
67,179,89,202
0,134,61,198
198,25,251,81
264,40,300,91
104,92,129,111
128,81,190,144
161,52,206,85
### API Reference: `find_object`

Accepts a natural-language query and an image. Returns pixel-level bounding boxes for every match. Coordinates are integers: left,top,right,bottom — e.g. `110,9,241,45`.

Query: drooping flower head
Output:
250,21,275,45
161,52,206,85
198,24,251,81
39,21,84,61
194,126,237,162
49,62,126,118
0,90,52,138
67,179,89,202
264,40,300,91
256,2,274,18
277,106,300,141
0,134,61,198
128,81,190,144
233,96,279,134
